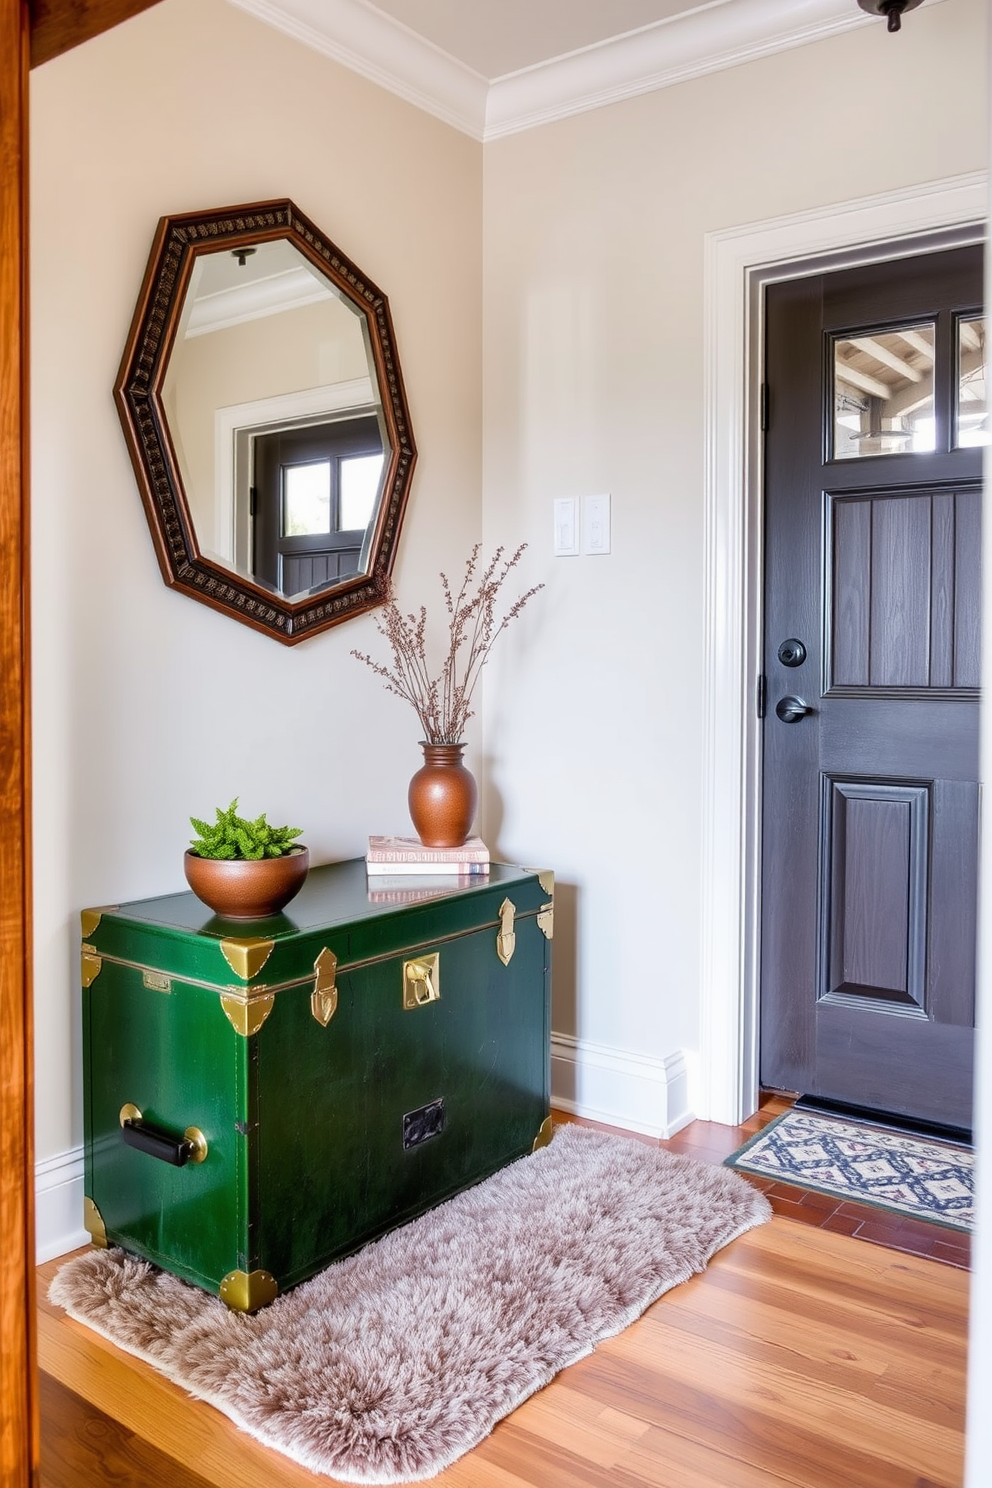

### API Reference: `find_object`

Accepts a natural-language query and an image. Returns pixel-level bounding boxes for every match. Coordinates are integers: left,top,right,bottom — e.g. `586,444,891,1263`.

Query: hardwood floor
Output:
37,1101,969,1488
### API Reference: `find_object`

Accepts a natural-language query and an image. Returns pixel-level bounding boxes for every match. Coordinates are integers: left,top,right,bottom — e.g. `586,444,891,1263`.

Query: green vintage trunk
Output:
81,859,552,1311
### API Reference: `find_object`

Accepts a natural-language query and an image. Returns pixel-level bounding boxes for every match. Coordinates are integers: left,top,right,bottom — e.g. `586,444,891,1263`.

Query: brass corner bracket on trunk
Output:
220,993,275,1037
81,947,102,987
535,870,554,939
80,906,116,938
219,936,275,982
83,1196,108,1248
496,898,516,966
312,947,338,1026
219,1268,279,1313
532,1115,553,1152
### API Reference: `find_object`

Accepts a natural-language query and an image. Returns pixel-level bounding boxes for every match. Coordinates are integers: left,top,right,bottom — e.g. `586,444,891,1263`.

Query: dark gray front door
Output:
760,245,983,1130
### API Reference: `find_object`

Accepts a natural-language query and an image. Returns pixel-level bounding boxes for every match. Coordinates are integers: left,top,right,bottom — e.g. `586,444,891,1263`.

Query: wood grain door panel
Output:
820,778,929,1010
828,486,981,693
761,246,982,1130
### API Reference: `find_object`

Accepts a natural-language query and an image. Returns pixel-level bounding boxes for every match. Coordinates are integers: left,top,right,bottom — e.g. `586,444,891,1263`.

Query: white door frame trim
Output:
699,170,988,1127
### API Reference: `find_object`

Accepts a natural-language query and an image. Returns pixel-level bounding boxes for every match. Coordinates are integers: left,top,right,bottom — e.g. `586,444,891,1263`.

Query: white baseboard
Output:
551,1033,694,1139
35,1146,88,1264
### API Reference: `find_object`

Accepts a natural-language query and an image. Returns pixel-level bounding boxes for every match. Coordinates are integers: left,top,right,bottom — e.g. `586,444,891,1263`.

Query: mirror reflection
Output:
161,239,388,601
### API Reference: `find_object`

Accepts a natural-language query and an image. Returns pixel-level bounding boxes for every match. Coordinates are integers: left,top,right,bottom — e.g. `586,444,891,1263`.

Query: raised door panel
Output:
821,780,928,1011
828,486,981,694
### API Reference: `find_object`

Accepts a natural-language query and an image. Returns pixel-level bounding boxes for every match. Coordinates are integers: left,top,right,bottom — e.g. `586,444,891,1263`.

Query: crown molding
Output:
484,0,949,139
226,0,489,139
226,0,950,143
187,266,332,336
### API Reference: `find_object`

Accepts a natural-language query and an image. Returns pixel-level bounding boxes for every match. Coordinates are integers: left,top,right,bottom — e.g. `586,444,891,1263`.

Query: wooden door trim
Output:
1,8,171,1482
0,2,36,1483
700,176,986,1127
29,0,166,68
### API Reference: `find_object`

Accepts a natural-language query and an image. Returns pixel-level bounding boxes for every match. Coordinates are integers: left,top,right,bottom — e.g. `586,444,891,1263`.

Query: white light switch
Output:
553,497,580,556
583,494,611,554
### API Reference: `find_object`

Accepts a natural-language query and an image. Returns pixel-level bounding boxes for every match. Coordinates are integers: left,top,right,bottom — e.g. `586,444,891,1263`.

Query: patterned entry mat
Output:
725,1108,973,1232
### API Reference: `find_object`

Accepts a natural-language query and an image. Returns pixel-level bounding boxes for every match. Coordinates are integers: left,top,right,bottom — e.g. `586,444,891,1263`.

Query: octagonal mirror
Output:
115,200,416,643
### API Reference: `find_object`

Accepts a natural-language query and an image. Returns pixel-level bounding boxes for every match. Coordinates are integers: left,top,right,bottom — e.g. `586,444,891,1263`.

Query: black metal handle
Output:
120,1110,207,1167
775,695,813,723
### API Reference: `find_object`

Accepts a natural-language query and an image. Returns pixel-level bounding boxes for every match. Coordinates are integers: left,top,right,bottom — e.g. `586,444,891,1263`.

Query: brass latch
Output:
496,898,516,966
311,947,338,1026
403,952,440,1009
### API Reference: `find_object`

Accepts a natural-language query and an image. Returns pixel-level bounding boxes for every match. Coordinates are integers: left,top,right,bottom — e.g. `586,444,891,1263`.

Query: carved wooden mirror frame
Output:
115,198,417,643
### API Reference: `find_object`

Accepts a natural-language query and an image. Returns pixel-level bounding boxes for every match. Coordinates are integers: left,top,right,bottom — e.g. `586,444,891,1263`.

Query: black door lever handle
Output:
775,695,813,723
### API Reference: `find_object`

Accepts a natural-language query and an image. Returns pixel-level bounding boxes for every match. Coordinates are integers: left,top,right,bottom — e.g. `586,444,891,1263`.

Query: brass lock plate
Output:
403,952,440,1009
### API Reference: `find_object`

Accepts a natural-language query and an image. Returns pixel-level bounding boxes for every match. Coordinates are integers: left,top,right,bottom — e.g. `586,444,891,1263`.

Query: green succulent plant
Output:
188,799,303,861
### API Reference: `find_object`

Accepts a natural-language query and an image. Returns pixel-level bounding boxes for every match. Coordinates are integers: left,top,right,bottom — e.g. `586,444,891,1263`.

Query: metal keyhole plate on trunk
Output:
777,638,807,668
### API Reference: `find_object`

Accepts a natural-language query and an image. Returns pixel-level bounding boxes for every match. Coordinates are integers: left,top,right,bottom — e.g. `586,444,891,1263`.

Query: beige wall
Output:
480,0,988,1093
29,0,987,1169
30,0,482,1163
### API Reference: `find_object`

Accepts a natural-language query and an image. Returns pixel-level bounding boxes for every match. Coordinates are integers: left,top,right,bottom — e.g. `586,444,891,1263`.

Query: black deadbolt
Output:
777,638,807,668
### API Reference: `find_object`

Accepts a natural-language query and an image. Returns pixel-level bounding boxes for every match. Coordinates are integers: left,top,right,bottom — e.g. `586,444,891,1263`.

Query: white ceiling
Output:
363,0,732,81
227,0,943,140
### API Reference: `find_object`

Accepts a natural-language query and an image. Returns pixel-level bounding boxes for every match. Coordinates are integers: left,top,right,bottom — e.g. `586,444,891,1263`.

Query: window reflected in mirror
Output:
341,454,385,530
284,462,331,537
956,315,989,447
832,322,936,459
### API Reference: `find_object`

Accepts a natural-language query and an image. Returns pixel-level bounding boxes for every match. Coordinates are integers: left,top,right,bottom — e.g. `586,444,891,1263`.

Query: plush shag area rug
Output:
50,1124,770,1485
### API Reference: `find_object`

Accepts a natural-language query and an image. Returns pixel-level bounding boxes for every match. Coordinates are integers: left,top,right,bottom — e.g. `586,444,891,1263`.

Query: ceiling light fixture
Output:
857,0,924,33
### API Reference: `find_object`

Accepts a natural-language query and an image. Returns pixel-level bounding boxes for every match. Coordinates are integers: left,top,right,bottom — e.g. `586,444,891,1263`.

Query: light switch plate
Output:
553,497,580,556
583,494,611,554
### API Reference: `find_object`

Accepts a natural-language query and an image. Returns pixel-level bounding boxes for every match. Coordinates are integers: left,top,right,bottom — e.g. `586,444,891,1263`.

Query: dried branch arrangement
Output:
352,545,543,744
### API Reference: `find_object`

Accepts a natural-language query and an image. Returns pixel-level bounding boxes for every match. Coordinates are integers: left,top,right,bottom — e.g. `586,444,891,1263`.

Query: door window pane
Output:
339,453,384,531
283,460,331,536
956,316,988,448
832,323,935,459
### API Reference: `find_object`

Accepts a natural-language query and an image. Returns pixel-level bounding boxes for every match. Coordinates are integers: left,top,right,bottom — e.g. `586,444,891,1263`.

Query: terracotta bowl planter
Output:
184,847,310,920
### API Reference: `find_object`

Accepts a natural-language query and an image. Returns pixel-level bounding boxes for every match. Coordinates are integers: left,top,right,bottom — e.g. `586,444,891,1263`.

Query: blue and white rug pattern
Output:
726,1109,973,1232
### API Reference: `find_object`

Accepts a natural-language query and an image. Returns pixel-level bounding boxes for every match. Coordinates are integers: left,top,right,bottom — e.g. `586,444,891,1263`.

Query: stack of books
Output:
365,835,490,902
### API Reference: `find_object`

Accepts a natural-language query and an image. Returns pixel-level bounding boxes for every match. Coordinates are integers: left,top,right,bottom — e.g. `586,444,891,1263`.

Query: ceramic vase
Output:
408,743,477,848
